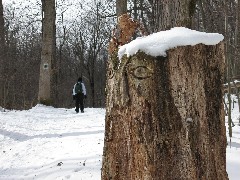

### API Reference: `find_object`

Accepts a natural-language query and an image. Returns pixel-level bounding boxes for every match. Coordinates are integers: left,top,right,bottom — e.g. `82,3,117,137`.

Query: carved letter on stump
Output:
102,41,228,179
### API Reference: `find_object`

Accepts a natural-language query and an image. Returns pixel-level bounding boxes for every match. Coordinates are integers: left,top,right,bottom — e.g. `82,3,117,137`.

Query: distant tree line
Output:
0,0,112,109
0,0,239,110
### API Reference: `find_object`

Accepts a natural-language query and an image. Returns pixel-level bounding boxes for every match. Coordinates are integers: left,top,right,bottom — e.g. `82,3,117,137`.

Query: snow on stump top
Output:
118,27,224,60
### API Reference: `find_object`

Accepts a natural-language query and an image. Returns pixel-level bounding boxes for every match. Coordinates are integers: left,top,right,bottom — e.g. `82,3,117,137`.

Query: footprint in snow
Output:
57,162,63,166
74,168,82,172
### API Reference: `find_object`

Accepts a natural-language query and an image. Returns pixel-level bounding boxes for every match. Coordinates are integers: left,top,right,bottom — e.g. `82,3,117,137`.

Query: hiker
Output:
72,77,87,113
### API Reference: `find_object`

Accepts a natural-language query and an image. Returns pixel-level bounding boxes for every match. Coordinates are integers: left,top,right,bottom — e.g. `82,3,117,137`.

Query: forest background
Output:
0,0,239,110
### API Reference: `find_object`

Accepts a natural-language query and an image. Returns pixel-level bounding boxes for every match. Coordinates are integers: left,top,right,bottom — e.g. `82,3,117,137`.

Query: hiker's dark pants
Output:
75,93,84,113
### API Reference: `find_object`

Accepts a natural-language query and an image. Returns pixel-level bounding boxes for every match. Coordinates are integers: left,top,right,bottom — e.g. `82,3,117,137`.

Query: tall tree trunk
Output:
116,0,127,18
235,0,240,113
225,0,233,140
236,0,240,79
38,0,56,104
151,0,196,31
0,0,5,107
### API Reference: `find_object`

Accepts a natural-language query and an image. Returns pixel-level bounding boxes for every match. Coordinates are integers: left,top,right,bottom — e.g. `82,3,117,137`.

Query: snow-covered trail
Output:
0,102,239,180
226,97,240,180
0,105,105,180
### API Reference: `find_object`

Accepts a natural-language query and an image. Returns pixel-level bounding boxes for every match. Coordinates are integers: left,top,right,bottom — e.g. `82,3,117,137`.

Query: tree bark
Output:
38,0,56,104
224,0,233,139
102,43,228,179
236,0,240,77
0,0,4,106
116,0,127,18
150,0,196,31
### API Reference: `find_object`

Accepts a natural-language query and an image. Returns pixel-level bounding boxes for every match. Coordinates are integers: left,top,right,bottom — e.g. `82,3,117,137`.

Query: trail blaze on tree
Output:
38,0,56,105
102,13,228,180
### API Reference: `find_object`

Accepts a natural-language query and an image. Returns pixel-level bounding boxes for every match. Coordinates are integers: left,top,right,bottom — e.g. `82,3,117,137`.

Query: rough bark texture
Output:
116,0,127,18
0,0,4,106
236,0,240,77
38,0,56,104
102,43,228,180
151,0,196,31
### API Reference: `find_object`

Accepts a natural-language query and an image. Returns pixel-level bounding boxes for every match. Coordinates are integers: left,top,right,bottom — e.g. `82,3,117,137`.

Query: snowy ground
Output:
0,106,105,180
226,95,240,180
0,100,239,180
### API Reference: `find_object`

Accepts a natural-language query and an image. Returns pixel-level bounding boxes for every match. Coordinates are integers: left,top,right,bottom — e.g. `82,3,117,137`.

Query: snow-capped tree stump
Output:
101,43,228,179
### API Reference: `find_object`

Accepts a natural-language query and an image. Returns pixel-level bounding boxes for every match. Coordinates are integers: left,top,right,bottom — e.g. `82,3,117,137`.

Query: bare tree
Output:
0,0,4,107
38,0,56,105
116,0,127,17
234,0,240,113
237,0,240,71
1,0,110,109
1,0,236,116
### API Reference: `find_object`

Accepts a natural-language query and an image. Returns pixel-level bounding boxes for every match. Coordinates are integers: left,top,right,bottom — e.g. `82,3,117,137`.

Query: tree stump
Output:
101,43,228,180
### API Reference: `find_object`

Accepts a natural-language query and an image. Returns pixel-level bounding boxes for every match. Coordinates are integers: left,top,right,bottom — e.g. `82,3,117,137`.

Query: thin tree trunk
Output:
224,0,233,140
223,97,229,115
231,79,240,112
